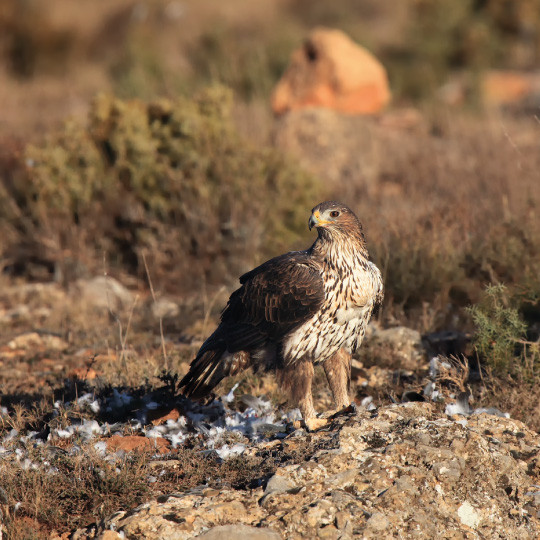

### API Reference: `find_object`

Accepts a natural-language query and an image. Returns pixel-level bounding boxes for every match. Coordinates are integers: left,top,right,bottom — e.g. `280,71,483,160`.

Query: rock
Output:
195,525,282,540
272,27,391,115
366,512,390,532
457,501,481,529
1,282,67,305
481,70,540,108
7,332,69,352
71,276,135,312
96,532,123,540
358,326,423,371
260,474,297,507
71,402,540,539
273,108,377,191
106,435,170,455
264,474,295,495
149,407,181,426
150,297,180,320
0,304,32,324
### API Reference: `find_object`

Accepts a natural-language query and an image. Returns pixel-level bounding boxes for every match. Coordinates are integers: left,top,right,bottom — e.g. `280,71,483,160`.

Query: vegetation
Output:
467,284,527,372
1,448,150,537
1,87,318,288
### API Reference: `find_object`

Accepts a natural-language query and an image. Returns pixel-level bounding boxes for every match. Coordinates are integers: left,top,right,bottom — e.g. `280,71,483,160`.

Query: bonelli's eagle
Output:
180,201,383,430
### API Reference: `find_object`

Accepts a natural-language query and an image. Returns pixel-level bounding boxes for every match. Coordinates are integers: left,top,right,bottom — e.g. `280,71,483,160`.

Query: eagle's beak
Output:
309,210,328,230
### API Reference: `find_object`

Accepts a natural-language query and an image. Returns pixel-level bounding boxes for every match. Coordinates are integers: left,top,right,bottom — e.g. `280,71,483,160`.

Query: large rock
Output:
273,108,377,190
73,402,540,539
70,276,135,313
481,70,540,108
271,27,391,116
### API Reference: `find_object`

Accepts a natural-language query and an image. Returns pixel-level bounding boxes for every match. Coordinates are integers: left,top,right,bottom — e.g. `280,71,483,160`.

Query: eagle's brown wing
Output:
224,252,324,344
180,252,324,398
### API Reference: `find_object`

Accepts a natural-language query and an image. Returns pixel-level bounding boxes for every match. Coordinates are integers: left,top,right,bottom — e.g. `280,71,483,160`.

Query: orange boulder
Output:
272,27,391,116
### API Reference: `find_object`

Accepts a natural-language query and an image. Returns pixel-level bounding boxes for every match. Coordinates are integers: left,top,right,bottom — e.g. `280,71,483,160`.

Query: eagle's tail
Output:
179,347,251,400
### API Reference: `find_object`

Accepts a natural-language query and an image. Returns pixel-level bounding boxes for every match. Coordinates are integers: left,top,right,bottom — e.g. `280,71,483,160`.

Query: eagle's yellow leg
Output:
323,348,352,412
278,359,328,430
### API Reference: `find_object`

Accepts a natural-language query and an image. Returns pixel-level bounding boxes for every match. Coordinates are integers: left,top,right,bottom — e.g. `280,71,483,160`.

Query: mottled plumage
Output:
180,201,383,429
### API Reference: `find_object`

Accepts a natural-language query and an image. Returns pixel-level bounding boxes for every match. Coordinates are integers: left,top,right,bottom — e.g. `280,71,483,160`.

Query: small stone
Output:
327,469,357,489
72,276,134,312
361,326,424,371
457,501,481,528
7,332,68,351
432,462,461,482
205,501,248,523
201,489,220,498
264,474,295,495
150,297,180,320
106,435,170,454
96,531,122,540
334,511,351,531
305,500,336,528
317,524,340,539
195,524,282,540
394,476,419,495
366,512,390,531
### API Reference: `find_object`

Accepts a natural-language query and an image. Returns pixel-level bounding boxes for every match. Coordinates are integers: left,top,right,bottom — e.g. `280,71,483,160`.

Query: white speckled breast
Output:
283,248,382,365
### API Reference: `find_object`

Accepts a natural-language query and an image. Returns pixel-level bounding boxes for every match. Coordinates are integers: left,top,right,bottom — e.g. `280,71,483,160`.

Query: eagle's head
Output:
309,201,367,253
309,201,362,232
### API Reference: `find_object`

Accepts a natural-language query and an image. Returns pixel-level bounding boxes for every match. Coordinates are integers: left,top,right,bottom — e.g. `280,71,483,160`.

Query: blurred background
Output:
1,0,540,136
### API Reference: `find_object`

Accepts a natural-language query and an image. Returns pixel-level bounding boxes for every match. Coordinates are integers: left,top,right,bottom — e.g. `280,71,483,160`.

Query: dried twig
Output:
142,253,168,369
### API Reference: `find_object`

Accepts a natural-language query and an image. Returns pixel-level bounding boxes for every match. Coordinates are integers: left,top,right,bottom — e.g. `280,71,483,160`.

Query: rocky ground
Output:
70,402,540,539
0,277,538,539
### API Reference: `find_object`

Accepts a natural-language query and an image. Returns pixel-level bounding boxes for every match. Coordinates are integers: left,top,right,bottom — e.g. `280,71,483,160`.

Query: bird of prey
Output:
180,201,383,430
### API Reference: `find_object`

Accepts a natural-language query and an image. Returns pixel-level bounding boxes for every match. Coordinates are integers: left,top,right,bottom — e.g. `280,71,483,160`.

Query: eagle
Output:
180,201,383,430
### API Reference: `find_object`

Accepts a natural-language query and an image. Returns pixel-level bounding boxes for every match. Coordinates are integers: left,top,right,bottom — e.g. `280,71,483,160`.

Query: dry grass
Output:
0,381,337,539
0,447,150,539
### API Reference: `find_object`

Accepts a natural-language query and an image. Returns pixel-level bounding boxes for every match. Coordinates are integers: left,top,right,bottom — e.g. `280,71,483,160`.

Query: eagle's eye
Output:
330,211,340,218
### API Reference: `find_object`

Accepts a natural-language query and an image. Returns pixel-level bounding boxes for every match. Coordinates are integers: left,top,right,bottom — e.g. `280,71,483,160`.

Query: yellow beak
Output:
308,210,330,230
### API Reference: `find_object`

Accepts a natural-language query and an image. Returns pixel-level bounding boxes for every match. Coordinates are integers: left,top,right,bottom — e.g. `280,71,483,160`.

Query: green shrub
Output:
467,284,527,371
3,86,320,289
